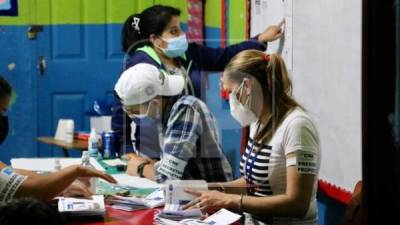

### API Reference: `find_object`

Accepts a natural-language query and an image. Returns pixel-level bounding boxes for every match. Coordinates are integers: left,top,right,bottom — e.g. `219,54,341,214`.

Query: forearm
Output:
142,163,156,181
245,194,309,218
14,169,41,178
224,194,309,219
15,165,81,200
209,177,247,194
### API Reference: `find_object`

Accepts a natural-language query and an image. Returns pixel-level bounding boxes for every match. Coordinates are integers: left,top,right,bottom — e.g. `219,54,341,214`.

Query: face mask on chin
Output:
128,100,161,122
229,82,258,127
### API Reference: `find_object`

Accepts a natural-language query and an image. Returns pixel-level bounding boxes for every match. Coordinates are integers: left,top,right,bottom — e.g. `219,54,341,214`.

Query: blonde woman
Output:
184,50,321,225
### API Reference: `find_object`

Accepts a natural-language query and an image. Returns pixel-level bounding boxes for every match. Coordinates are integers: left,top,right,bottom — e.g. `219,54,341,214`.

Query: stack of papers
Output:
157,204,203,220
107,188,165,211
156,209,242,225
156,180,207,220
111,173,163,189
58,195,105,217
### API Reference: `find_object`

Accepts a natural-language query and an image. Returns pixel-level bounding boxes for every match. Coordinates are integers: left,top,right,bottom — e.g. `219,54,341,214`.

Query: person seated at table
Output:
0,76,117,202
0,198,67,225
114,63,233,183
183,51,321,225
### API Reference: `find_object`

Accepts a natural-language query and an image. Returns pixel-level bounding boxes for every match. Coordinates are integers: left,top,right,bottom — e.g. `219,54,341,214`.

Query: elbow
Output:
292,204,309,218
289,198,311,218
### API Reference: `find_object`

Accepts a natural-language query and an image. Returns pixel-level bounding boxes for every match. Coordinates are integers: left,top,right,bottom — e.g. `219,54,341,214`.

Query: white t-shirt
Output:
240,108,321,225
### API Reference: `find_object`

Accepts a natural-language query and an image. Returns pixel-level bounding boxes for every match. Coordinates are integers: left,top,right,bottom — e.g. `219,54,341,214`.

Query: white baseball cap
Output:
114,63,185,105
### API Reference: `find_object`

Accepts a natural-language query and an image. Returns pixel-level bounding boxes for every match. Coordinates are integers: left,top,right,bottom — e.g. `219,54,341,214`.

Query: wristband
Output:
137,162,150,178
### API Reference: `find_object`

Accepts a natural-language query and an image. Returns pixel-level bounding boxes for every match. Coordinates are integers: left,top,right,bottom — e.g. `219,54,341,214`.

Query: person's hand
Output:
121,153,137,161
63,180,93,198
182,189,239,213
258,19,285,43
75,166,117,184
126,156,150,176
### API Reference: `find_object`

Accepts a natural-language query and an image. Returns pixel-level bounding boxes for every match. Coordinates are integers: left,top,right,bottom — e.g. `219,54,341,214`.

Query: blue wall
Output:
0,25,38,163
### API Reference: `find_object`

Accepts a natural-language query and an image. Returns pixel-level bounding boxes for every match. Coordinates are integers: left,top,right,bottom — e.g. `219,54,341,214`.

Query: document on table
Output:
107,188,165,211
58,195,106,217
156,209,241,225
157,180,207,220
111,173,163,189
10,157,105,172
103,158,127,166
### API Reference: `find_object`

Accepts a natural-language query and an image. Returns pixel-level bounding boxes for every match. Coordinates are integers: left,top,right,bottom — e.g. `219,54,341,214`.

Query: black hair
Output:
0,76,12,100
0,198,67,225
122,5,181,53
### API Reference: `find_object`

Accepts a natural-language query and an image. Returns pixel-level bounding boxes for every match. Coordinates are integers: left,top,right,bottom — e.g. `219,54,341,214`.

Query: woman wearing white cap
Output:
114,63,233,182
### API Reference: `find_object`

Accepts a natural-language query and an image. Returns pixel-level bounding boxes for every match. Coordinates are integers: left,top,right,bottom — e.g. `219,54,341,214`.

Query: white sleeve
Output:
283,116,320,175
0,167,27,202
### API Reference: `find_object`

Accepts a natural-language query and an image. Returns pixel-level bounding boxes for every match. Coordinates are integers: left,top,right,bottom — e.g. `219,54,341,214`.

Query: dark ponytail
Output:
122,5,181,53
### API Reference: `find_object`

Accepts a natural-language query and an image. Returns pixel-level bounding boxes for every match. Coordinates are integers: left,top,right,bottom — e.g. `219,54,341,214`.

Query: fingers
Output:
80,167,117,183
184,189,202,196
98,173,117,184
63,181,93,199
182,198,200,210
78,186,93,198
277,18,286,27
275,31,284,39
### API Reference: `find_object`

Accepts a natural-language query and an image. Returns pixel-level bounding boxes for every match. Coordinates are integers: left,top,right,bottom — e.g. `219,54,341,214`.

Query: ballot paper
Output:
111,173,163,189
158,180,207,220
58,195,105,217
164,180,207,205
11,158,105,172
156,209,241,225
103,158,127,166
107,188,164,211
157,206,203,220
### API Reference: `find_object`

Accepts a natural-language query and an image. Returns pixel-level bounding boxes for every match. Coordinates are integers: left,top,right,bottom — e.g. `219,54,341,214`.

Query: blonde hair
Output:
225,50,302,144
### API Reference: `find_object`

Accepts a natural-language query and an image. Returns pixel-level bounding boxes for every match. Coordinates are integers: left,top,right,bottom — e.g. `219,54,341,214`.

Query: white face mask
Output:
229,82,258,127
128,100,161,121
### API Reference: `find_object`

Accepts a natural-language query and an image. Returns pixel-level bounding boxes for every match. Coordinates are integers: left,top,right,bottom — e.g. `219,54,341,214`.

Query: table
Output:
36,137,88,157
71,207,157,225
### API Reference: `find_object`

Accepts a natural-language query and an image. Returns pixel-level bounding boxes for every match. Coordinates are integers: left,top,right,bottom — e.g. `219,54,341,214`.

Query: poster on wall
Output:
0,0,18,16
250,0,293,70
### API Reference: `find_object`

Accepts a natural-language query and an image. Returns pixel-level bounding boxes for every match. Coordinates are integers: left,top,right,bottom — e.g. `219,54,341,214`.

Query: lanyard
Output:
244,141,259,194
244,123,262,194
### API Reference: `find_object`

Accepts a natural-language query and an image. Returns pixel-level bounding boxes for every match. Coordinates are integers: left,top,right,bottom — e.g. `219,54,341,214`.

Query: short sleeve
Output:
283,116,320,175
0,167,27,202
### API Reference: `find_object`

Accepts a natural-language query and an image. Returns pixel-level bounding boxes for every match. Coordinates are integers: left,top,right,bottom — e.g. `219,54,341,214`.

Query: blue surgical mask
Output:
160,34,188,58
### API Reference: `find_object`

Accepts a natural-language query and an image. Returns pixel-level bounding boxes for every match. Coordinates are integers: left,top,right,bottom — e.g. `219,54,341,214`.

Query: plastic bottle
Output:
80,151,97,193
65,120,74,143
54,159,61,171
88,128,98,158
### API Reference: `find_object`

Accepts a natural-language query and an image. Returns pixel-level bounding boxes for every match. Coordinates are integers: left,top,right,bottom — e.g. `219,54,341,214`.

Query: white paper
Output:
250,0,293,70
58,195,105,216
156,209,241,225
164,180,207,205
108,188,164,210
111,174,162,189
158,207,203,220
11,157,105,172
203,209,242,225
103,158,127,166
